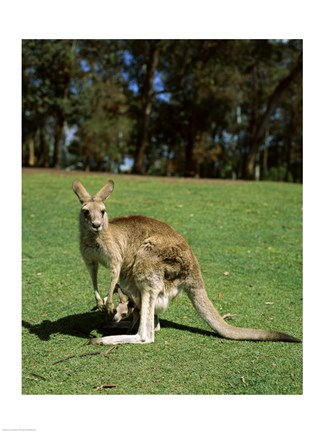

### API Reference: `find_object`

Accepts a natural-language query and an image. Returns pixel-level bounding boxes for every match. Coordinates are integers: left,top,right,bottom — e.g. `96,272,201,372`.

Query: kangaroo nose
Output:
92,221,101,229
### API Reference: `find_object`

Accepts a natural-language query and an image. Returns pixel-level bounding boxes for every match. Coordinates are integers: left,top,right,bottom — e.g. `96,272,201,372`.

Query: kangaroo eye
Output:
82,208,89,215
121,313,127,318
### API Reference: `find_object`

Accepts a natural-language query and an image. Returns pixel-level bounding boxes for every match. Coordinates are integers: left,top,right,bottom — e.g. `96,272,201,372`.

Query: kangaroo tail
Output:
186,285,301,343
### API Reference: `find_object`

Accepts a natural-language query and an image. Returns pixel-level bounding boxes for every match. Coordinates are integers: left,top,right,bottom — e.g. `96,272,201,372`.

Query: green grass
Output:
22,169,302,394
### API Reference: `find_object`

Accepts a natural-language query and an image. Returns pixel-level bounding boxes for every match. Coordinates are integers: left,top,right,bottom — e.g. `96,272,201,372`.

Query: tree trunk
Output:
53,113,64,168
28,136,36,166
132,43,159,174
184,114,197,177
37,127,50,167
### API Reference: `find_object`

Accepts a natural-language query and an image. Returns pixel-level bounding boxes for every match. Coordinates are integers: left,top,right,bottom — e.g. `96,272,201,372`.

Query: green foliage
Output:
22,171,302,394
22,40,302,180
264,165,293,182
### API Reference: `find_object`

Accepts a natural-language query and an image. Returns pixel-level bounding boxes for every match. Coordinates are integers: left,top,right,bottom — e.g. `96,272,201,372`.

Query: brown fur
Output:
113,285,160,333
72,180,301,345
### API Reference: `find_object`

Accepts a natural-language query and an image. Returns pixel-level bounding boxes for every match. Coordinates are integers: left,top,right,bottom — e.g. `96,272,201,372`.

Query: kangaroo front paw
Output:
105,302,115,316
103,295,114,314
97,299,106,312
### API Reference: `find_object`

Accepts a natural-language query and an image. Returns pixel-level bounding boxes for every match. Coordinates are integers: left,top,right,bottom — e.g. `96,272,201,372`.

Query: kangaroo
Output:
72,179,301,345
113,284,161,332
113,284,140,333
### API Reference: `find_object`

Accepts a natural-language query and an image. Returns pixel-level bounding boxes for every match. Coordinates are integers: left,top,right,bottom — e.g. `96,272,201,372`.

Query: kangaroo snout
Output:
113,314,121,323
91,221,102,231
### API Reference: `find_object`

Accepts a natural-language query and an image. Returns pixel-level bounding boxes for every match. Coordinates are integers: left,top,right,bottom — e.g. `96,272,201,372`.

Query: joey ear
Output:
72,180,91,204
94,180,114,202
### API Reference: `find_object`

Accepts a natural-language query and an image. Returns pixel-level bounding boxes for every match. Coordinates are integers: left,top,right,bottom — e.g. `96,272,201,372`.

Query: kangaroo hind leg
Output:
89,283,159,345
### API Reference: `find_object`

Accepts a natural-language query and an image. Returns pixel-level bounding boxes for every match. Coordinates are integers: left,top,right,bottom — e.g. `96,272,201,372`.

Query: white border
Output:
1,1,323,431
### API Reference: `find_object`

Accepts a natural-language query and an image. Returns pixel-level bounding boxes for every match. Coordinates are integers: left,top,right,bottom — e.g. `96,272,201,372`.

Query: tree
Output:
157,40,240,177
22,39,76,167
70,40,132,171
22,39,302,181
121,40,160,174
242,42,302,179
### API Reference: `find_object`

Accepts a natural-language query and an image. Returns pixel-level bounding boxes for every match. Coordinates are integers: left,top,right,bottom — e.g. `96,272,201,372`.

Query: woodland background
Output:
22,39,302,181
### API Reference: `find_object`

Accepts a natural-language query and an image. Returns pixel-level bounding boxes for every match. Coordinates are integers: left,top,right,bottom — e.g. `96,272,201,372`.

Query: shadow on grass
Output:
22,312,215,342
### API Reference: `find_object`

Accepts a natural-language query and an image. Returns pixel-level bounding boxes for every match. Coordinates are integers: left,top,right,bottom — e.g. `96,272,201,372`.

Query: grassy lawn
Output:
22,169,302,395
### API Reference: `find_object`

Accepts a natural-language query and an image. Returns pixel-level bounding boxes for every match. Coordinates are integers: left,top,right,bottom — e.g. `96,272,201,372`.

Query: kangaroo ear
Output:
72,180,91,204
94,180,114,202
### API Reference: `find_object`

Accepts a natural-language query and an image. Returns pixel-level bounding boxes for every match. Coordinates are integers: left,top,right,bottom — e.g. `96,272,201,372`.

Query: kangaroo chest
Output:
81,237,112,268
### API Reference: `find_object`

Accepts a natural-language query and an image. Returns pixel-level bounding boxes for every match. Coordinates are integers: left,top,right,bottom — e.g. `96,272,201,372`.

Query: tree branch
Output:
255,54,302,142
